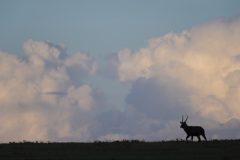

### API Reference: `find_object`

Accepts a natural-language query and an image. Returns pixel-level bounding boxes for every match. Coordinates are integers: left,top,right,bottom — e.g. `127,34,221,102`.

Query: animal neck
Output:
182,125,190,133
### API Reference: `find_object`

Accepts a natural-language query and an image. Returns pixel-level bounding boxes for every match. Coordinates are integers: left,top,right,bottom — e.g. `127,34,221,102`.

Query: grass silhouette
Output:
1,139,240,159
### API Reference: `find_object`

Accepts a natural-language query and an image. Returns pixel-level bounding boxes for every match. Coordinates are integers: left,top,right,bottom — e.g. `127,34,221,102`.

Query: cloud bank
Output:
0,40,101,142
117,17,240,139
1,17,240,142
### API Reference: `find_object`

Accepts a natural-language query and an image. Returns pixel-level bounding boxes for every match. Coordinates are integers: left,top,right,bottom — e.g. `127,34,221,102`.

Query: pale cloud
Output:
64,53,97,76
1,17,240,142
117,17,240,139
0,40,101,142
63,85,95,111
118,48,153,81
0,112,48,141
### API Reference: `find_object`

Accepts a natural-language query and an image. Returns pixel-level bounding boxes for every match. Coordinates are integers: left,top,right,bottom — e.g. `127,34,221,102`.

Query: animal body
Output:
180,115,207,142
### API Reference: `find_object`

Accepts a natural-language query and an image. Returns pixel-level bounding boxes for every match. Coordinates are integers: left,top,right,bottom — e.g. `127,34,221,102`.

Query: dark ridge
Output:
1,140,240,160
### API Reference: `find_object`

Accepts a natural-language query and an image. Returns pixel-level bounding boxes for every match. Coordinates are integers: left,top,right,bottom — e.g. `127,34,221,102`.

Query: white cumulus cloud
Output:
0,40,101,142
2,16,240,142
116,17,240,139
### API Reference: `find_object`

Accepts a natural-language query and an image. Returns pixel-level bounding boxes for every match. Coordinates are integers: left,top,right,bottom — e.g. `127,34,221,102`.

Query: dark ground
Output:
0,140,240,160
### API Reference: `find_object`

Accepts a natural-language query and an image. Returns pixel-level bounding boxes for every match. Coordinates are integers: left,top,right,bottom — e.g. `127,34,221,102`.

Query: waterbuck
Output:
180,115,207,142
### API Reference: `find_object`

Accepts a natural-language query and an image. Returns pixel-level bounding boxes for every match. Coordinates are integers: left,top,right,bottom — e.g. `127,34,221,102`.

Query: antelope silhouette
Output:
180,115,207,142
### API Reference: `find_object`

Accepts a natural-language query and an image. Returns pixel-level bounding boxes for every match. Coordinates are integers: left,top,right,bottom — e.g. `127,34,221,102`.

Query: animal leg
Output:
191,136,193,141
197,136,201,142
186,135,190,141
202,134,207,141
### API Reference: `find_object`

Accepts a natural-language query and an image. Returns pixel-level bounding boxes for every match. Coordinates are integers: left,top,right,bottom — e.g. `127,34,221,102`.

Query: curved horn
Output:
181,115,184,122
184,115,188,122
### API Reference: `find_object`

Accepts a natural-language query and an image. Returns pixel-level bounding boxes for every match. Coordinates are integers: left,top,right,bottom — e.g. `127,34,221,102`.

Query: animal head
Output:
180,115,188,129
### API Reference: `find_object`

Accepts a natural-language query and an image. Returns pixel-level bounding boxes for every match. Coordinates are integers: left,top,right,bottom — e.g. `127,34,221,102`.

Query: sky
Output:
0,0,240,142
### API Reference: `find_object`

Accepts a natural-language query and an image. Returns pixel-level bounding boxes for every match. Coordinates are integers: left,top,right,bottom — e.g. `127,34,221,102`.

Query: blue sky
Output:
1,0,240,56
1,1,240,142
